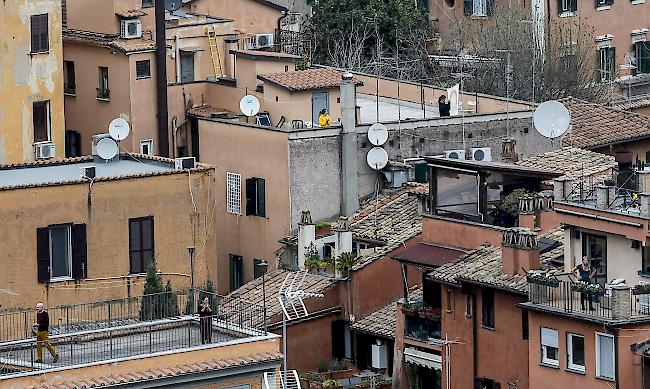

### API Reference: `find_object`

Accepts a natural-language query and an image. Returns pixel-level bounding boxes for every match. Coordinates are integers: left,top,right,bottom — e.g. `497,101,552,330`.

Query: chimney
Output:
501,138,518,163
639,170,650,193
610,284,632,320
596,183,617,209
640,193,650,218
334,217,353,278
553,177,574,201
501,228,540,276
297,211,315,271
340,71,359,217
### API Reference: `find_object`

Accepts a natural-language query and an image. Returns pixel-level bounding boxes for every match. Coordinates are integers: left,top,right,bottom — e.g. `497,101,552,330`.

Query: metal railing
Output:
404,314,441,342
0,290,264,343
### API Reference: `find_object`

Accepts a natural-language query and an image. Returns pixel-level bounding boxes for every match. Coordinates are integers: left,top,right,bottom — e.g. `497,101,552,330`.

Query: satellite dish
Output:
533,100,571,139
108,118,130,141
164,0,182,11
368,123,389,146
367,147,389,170
96,138,119,160
240,95,261,117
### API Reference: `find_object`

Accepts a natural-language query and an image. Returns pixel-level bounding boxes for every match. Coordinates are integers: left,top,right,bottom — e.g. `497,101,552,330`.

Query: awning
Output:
404,347,442,371
392,242,467,268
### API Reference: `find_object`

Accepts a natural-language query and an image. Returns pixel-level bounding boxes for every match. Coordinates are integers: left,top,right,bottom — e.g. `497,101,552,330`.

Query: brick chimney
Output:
595,184,616,210
501,228,540,276
501,138,518,163
297,211,315,270
639,170,650,193
553,177,574,201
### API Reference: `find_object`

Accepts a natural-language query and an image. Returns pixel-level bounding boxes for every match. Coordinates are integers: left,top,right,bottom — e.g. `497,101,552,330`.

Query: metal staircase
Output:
263,370,301,389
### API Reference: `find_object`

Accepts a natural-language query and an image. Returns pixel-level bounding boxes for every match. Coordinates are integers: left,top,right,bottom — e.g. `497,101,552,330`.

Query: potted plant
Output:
335,252,358,277
571,281,604,296
305,243,320,273
322,379,342,389
401,302,421,316
526,272,560,287
633,283,650,295
418,306,442,321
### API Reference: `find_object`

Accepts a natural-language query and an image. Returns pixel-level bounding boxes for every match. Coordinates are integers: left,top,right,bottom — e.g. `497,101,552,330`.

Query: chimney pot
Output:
638,170,650,193
502,228,540,276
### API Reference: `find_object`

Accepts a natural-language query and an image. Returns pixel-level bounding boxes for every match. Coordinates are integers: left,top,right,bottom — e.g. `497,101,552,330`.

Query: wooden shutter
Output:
37,228,50,283
31,14,49,53
245,178,256,216
609,47,616,80
72,224,87,279
464,0,473,15
62,0,67,27
570,0,577,12
487,0,494,15
256,178,266,217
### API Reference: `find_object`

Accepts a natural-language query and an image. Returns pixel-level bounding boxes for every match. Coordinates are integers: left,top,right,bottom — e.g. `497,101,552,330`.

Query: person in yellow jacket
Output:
318,109,332,127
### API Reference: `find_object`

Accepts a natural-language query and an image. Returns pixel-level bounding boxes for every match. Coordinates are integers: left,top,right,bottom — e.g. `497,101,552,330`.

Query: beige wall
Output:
0,0,66,164
593,139,650,165
0,168,216,310
188,0,283,36
65,0,156,34
127,52,159,154
198,119,290,293
263,84,341,128
235,55,296,94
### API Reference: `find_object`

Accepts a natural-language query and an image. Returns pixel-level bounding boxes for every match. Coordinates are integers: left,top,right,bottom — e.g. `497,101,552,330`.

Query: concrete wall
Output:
421,216,504,249
198,119,291,294
528,311,650,389
127,52,159,153
263,84,342,128
65,0,156,34
187,0,283,36
0,168,216,310
0,0,66,164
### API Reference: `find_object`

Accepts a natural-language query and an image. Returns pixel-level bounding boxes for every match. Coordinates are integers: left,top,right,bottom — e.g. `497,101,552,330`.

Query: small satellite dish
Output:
368,123,389,146
164,0,182,12
108,118,130,141
96,138,119,160
240,95,261,117
533,100,571,139
367,147,389,171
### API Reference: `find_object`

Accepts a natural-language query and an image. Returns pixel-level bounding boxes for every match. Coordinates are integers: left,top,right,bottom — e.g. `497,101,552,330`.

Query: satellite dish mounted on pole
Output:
533,100,571,139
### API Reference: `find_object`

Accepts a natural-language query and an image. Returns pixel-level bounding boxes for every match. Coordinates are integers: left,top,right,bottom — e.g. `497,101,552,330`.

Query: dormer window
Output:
121,18,142,39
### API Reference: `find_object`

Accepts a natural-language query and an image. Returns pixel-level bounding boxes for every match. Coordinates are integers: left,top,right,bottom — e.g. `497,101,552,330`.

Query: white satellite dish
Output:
533,100,571,139
240,95,261,117
108,118,130,141
367,147,389,170
96,138,119,160
368,123,389,146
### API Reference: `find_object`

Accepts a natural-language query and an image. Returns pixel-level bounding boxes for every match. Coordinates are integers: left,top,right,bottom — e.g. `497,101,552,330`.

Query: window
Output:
142,0,154,7
136,60,151,79
642,246,650,274
65,130,81,158
558,0,577,13
582,233,607,285
598,47,616,82
463,0,493,16
31,14,49,53
596,0,613,7
64,60,76,95
475,378,500,389
254,259,267,279
140,139,153,156
541,327,559,366
37,224,87,282
633,41,650,75
353,241,369,256
446,289,453,313
180,52,195,83
129,216,154,274
596,332,615,380
33,101,51,143
97,67,110,100
567,333,585,372
227,172,242,214
522,310,529,340
230,254,243,291
245,177,266,217
482,289,495,329
465,294,474,317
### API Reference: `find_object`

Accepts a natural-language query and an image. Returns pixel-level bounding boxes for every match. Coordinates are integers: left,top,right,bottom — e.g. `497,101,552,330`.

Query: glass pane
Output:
436,169,478,216
130,220,141,250
571,335,585,366
598,335,615,378
142,219,153,250
142,250,154,272
50,226,70,278
130,251,142,273
547,347,558,361
33,102,49,142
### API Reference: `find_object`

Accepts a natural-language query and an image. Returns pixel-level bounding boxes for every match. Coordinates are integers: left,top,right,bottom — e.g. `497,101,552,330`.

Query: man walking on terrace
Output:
34,302,59,363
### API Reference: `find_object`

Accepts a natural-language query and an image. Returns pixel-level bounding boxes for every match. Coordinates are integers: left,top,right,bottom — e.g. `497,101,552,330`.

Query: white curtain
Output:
598,334,615,379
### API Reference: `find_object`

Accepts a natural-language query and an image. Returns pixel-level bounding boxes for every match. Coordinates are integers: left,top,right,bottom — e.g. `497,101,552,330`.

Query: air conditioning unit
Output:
34,142,55,160
444,149,466,160
80,166,96,179
371,342,388,369
254,34,274,49
121,19,142,39
175,157,196,170
92,133,112,155
470,147,492,162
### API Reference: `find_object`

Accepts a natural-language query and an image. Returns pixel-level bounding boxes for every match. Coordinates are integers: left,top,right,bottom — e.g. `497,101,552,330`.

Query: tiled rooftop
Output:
25,351,282,389
231,49,302,61
516,147,616,183
560,97,650,149
428,228,564,294
63,29,156,53
350,299,399,339
610,95,650,111
115,9,147,18
257,68,360,92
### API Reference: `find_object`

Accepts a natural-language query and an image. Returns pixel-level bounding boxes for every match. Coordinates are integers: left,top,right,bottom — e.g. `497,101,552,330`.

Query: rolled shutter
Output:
37,228,50,283
245,178,256,216
257,178,266,217
464,0,473,15
541,327,558,348
72,224,87,279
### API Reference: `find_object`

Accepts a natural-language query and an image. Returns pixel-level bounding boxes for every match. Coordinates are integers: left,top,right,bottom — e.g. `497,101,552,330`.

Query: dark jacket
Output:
37,311,49,332
439,101,451,116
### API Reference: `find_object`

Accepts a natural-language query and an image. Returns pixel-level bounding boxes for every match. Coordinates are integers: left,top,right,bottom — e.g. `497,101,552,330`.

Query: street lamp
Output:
187,246,196,314
257,260,269,332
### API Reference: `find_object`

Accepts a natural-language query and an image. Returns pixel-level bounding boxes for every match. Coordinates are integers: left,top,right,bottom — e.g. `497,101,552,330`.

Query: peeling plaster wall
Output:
0,0,65,164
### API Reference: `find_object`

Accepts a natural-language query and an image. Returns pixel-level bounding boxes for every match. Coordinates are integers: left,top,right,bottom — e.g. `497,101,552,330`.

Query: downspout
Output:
471,292,477,382
155,0,170,157
175,34,181,83
613,327,620,389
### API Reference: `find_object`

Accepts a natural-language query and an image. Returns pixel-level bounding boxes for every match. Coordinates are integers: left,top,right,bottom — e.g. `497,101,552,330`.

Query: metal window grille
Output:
227,172,242,214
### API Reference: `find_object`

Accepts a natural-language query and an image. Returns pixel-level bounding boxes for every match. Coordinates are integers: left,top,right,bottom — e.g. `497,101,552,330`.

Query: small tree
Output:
335,252,359,277
185,278,219,316
139,264,178,321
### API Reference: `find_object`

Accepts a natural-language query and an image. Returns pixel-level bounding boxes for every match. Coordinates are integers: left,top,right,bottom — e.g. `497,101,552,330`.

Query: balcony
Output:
524,279,650,322
0,290,266,378
403,302,442,344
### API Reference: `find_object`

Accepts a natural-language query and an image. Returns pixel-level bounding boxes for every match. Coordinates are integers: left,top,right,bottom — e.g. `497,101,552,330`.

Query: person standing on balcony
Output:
438,95,451,117
318,109,332,127
198,297,212,344
573,256,597,311
34,303,59,363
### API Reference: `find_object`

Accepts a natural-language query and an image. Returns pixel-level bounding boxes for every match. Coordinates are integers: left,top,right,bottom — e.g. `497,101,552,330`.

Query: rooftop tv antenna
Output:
240,95,261,117
96,138,119,161
533,100,571,139
366,147,389,171
108,118,130,141
367,123,388,146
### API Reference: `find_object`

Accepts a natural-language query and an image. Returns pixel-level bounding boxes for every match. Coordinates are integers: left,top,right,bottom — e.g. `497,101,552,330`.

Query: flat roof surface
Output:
358,95,438,124
0,157,176,189
425,156,562,178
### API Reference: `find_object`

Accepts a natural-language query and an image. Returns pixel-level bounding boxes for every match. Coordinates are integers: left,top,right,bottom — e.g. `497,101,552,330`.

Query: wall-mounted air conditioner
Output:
175,157,196,170
371,342,388,369
470,147,492,162
34,142,55,160
121,19,142,39
444,149,466,160
81,166,96,179
254,34,274,49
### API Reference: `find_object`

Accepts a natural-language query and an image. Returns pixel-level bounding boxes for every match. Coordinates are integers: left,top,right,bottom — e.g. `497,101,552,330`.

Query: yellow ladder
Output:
206,26,224,79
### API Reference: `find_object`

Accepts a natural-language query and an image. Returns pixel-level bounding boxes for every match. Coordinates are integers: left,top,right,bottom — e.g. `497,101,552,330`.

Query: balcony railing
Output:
527,280,650,321
403,302,442,343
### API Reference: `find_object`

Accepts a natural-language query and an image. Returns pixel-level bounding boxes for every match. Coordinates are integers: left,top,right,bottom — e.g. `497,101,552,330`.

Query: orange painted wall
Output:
421,216,503,249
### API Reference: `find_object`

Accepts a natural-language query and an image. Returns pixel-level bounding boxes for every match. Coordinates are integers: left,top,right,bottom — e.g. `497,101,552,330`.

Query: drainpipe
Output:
471,292,477,382
175,34,181,83
155,0,170,157
613,326,620,389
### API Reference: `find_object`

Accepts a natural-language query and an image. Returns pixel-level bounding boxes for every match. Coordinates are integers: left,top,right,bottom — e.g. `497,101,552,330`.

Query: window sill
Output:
481,325,495,331
64,92,76,97
540,361,560,369
136,76,151,80
596,5,611,10
49,276,73,283
96,97,111,102
596,376,616,382
30,50,52,56
559,11,575,18
566,367,586,375
632,0,645,4
470,14,488,19
638,270,650,278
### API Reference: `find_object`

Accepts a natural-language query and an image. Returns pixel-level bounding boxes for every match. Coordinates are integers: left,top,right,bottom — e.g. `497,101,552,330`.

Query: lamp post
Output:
257,260,268,332
187,246,196,314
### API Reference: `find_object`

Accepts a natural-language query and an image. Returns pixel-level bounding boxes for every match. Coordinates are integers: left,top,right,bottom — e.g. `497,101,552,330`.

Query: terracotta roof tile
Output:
350,298,399,339
115,9,148,18
63,28,156,53
111,37,156,53
516,147,616,184
560,97,650,149
610,95,650,111
258,68,361,92
231,49,302,61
